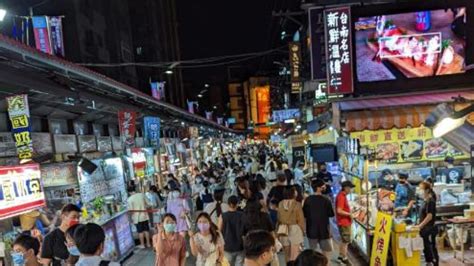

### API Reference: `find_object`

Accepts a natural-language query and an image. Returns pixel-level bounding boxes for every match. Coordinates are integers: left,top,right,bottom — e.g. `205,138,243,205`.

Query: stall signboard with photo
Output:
0,132,18,157
31,132,53,155
41,162,77,187
350,126,468,163
78,135,97,153
97,136,113,152
131,148,146,178
0,164,45,220
143,148,155,177
370,211,393,266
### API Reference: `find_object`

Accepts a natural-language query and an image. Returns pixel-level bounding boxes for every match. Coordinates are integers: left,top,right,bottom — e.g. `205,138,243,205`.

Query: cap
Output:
312,179,325,188
341,180,355,188
398,172,409,180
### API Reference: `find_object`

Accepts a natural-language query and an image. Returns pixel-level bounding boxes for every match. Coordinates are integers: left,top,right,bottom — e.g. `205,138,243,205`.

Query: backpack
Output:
99,261,110,266
201,191,213,203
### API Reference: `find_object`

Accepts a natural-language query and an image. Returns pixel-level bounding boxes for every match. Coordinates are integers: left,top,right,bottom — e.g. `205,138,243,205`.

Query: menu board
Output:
78,158,127,204
41,162,77,187
103,158,127,203
131,148,146,178
115,213,134,256
77,159,107,203
351,126,468,163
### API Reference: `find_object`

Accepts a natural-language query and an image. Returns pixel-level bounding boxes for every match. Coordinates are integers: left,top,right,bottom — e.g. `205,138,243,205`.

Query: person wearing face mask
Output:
40,204,81,266
73,223,120,266
167,189,190,237
189,212,224,266
415,181,439,266
314,163,333,197
12,235,41,266
243,230,276,266
64,224,81,266
153,213,186,266
394,173,416,217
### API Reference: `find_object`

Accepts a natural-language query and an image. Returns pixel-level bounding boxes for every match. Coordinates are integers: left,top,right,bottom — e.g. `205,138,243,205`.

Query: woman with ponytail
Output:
415,181,439,266
204,188,229,224
189,212,224,266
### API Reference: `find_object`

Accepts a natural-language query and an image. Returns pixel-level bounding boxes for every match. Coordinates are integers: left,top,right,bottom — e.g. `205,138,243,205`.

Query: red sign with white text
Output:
325,7,354,94
0,164,45,220
118,111,136,146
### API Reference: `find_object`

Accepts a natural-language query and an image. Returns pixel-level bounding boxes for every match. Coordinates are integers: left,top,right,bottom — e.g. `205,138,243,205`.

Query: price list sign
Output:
324,7,354,95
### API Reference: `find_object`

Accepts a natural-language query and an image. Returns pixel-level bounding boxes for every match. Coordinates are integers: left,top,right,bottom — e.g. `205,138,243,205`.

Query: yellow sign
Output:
350,126,468,163
290,134,306,147
370,211,393,266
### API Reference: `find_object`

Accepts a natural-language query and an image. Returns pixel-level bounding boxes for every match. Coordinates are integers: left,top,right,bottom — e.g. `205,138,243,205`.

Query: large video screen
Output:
355,8,467,82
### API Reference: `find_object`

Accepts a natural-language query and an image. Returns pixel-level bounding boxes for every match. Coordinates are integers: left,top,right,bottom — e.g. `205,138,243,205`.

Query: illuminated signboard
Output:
289,42,303,93
325,7,354,94
0,164,45,220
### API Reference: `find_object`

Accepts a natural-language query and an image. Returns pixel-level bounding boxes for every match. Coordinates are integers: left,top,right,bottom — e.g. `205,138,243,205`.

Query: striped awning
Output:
344,105,435,131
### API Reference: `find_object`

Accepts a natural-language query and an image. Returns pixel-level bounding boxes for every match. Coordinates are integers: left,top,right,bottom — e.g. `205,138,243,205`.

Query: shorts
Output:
279,224,304,246
135,221,150,233
338,225,351,244
308,238,333,252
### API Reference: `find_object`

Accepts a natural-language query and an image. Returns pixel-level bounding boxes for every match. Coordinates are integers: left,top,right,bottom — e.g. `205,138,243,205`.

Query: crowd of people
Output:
9,142,438,266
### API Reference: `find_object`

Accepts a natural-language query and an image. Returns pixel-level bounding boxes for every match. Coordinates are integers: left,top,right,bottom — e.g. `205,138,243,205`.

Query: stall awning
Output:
338,90,474,111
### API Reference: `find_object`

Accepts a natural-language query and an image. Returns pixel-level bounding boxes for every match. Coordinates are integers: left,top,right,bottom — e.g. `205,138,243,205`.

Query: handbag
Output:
276,224,289,236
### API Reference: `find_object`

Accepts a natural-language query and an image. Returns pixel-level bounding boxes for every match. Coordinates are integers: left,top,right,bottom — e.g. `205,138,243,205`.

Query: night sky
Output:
177,0,295,88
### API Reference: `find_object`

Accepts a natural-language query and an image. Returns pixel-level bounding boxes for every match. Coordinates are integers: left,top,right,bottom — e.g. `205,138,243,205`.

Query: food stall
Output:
0,164,46,265
351,126,471,217
347,125,471,263
77,157,134,261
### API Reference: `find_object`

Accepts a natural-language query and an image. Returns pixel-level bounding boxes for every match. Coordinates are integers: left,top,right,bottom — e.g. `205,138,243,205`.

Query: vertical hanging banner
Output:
370,211,393,266
6,95,33,160
289,42,302,94
150,81,166,100
48,16,65,57
217,117,223,125
32,16,52,54
324,7,354,94
187,100,198,114
118,111,137,146
309,7,327,80
143,116,160,147
205,111,213,120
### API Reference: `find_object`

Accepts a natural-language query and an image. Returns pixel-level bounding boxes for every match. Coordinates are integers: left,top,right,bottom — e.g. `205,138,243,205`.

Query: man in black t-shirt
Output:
314,163,333,196
303,179,335,258
218,196,244,266
40,204,81,266
266,172,287,205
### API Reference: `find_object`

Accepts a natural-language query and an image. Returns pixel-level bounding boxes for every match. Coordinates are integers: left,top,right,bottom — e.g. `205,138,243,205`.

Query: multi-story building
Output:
1,0,185,108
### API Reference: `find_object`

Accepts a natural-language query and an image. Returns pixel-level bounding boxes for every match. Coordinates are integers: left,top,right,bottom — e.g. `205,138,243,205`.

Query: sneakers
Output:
337,256,350,264
136,245,146,249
